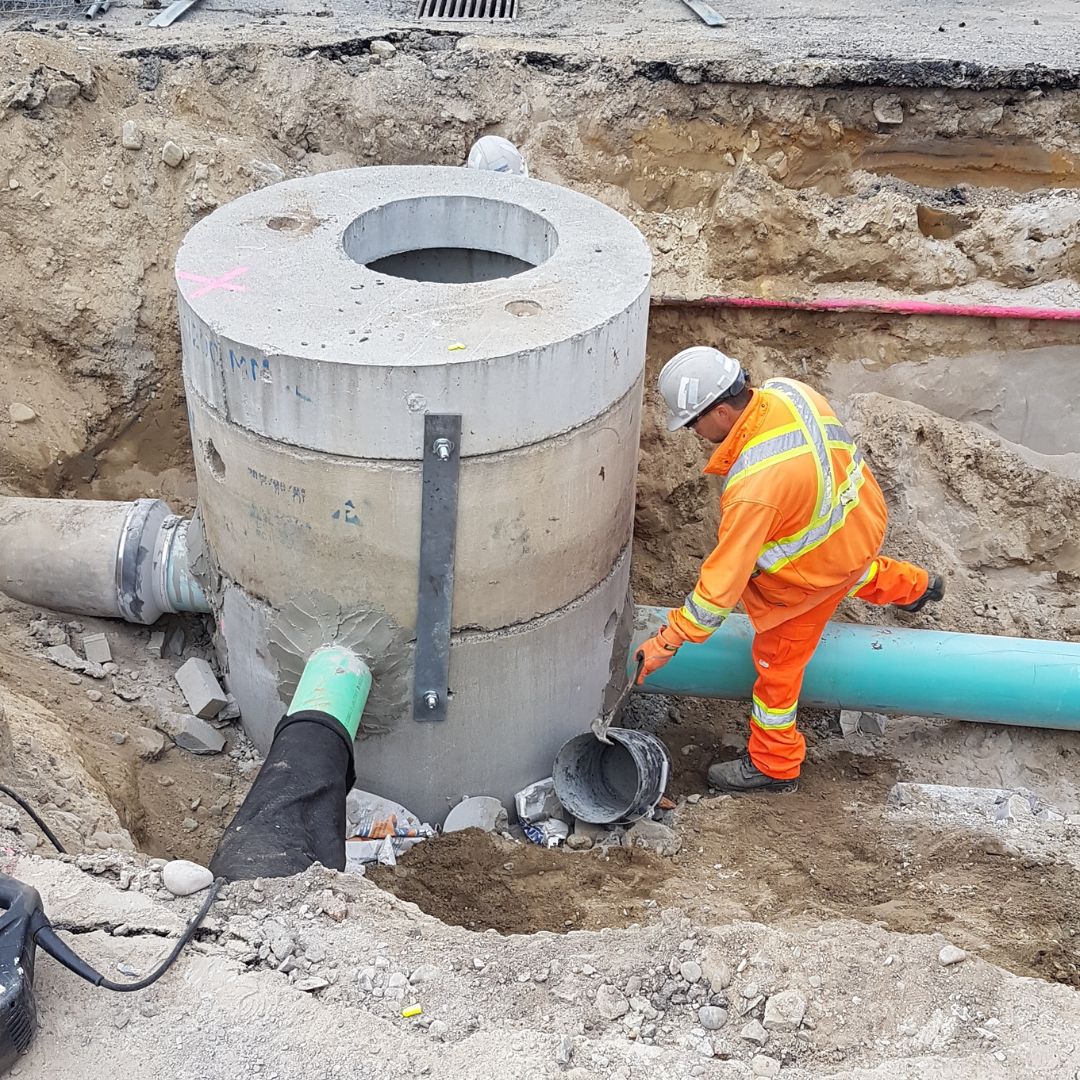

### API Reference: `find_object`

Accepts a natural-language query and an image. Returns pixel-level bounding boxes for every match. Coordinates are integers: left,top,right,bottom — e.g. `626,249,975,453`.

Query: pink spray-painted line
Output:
656,294,1080,322
178,266,249,299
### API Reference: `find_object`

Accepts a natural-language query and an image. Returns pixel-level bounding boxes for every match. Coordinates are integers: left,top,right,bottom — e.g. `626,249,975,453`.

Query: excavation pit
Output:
1,22,1080,1077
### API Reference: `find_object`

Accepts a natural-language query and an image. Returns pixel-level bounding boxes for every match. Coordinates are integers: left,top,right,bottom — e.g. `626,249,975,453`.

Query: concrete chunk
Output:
147,631,166,658
172,715,227,755
81,632,112,665
46,644,81,670
175,658,227,719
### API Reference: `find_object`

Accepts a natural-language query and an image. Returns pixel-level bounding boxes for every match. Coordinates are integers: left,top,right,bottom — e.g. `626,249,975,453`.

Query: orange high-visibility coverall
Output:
666,378,928,780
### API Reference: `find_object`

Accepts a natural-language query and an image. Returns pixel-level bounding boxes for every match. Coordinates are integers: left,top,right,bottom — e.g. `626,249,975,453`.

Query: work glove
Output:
636,624,683,684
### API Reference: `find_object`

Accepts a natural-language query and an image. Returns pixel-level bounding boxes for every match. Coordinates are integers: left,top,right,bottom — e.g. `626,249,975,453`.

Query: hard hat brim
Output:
666,411,698,432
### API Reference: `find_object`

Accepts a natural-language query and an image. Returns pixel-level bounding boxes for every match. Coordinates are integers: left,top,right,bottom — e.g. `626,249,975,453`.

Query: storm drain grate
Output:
416,0,517,21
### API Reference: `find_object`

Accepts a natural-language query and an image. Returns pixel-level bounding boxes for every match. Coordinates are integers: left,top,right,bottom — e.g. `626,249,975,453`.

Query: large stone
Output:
740,1019,769,1046
751,1054,781,1078
872,95,904,124
698,1006,728,1031
161,859,214,896
172,715,227,755
624,819,680,857
121,119,143,150
763,989,807,1032
938,945,967,967
175,658,227,719
45,80,80,107
8,402,36,423
594,983,629,1020
161,140,185,167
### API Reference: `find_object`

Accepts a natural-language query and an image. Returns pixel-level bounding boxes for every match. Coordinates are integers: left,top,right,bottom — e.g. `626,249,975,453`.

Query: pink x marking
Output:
178,265,249,298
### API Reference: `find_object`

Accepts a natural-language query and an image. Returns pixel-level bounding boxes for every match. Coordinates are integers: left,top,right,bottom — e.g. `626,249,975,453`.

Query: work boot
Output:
895,572,945,614
706,755,798,794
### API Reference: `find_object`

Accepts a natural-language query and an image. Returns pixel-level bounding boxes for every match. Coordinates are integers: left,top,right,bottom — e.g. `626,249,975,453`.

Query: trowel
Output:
591,653,645,744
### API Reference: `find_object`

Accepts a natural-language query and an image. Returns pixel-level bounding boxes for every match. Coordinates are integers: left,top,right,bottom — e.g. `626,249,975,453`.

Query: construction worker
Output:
637,347,943,793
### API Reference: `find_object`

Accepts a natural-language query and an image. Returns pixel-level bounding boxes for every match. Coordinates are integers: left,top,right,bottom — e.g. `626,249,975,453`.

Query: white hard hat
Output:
658,346,746,431
466,135,529,177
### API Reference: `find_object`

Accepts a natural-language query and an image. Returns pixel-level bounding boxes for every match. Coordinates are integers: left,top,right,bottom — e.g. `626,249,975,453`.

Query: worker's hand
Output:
636,624,683,684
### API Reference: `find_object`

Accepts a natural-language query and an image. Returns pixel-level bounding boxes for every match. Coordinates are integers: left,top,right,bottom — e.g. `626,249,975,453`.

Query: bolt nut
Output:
432,438,454,461
423,691,440,710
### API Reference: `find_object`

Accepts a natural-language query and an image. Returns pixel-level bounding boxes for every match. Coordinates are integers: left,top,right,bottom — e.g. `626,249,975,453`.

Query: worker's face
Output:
689,402,739,444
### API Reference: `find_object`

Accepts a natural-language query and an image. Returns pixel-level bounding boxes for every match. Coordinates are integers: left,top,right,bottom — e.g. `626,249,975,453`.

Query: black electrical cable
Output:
95,877,223,992
0,781,66,853
0,780,223,992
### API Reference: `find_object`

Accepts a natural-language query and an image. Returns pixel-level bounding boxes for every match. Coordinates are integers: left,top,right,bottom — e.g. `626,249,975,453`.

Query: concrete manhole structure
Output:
176,166,652,824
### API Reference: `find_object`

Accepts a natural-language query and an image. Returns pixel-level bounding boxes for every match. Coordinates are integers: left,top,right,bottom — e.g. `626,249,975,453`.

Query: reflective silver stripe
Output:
751,699,798,729
756,454,866,572
764,380,834,519
726,428,808,486
682,594,728,629
825,419,855,445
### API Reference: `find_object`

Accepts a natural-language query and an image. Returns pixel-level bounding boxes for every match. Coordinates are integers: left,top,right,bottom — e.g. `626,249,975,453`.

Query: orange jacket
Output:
668,378,888,641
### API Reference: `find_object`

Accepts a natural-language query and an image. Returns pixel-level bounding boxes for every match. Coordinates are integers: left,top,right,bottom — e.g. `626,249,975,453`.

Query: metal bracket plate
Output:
413,414,462,722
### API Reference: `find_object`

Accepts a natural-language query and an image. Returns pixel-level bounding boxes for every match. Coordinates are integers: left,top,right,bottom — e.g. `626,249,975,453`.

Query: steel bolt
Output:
423,690,440,710
432,438,454,461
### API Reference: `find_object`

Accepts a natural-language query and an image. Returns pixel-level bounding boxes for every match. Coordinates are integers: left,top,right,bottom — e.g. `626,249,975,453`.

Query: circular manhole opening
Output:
343,194,558,285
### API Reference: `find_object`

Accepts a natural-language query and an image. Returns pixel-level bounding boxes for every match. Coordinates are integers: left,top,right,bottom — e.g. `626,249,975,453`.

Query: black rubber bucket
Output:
552,728,670,825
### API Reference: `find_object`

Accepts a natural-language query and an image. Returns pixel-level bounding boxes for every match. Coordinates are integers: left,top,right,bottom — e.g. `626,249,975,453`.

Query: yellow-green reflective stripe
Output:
751,695,798,729
726,426,808,486
765,380,833,520
681,593,730,630
848,559,879,597
756,456,866,572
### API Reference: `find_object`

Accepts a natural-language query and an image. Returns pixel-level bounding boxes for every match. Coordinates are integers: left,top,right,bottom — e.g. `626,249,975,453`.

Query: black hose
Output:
0,781,66,853
96,878,222,992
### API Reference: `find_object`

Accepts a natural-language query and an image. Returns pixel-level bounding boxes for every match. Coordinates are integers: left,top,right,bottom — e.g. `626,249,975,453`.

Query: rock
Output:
194,163,209,182
443,795,508,834
45,644,80,670
175,658,227,719
429,1020,448,1040
751,1054,781,1078
700,950,732,991
624,819,681,857
181,817,200,832
994,793,1034,823
387,972,408,989
565,833,593,850
248,159,286,186
698,1006,728,1031
162,859,213,896
764,150,789,180
8,402,36,423
172,715,227,755
680,960,702,983
555,1034,573,1065
938,944,967,966
112,679,142,702
86,690,103,702
161,141,185,168
370,40,397,58
81,633,112,665
135,727,166,761
295,976,329,992
595,983,630,1020
740,1019,769,1046
763,989,807,1031
409,964,439,985
121,119,143,150
873,95,905,124
46,80,80,107
318,891,348,922
147,631,166,658
111,731,127,745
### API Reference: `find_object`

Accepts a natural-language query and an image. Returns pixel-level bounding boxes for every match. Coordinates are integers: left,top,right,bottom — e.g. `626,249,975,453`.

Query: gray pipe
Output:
0,497,210,624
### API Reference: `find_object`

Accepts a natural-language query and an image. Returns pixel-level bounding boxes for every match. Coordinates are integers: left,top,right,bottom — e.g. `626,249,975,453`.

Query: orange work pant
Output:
748,556,929,779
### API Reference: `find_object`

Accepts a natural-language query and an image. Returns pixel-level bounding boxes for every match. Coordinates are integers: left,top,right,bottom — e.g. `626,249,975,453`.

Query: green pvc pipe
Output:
630,606,1080,731
286,645,372,739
